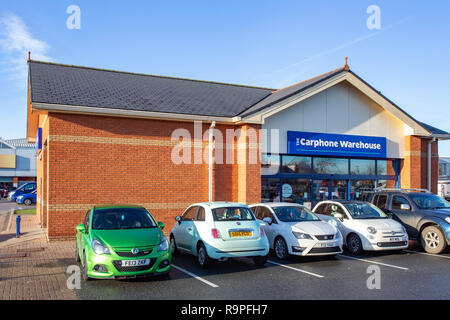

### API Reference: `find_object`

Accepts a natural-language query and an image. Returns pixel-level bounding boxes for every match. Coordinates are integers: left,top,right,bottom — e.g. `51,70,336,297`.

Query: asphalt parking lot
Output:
75,244,450,300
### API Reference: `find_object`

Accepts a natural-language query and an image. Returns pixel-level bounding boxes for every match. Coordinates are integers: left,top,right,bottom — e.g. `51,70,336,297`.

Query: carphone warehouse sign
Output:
287,131,386,158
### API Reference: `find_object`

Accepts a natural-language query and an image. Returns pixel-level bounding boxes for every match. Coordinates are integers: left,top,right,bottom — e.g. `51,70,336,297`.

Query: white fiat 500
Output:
170,202,269,268
312,201,409,254
249,203,343,259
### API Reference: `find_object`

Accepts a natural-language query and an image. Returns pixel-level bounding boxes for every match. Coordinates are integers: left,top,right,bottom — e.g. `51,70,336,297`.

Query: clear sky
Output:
1,1,449,154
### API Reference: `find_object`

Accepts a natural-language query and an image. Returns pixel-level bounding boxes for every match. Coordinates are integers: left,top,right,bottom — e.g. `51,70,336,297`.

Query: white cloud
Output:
0,13,51,83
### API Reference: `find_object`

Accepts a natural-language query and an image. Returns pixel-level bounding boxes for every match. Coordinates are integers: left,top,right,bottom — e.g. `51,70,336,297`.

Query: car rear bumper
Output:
204,238,269,259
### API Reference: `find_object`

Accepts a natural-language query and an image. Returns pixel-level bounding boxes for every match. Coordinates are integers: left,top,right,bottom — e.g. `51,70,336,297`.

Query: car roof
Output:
193,202,249,209
250,202,305,208
92,204,146,210
316,200,368,205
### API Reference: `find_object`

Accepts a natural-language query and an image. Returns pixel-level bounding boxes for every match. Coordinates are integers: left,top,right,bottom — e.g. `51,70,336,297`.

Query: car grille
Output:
113,245,154,257
377,241,408,248
315,234,334,241
112,258,156,272
381,231,405,238
308,246,341,254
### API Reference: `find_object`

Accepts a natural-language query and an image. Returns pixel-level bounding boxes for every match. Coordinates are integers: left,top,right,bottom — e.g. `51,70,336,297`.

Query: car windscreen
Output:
273,206,320,222
212,207,255,221
409,193,450,209
92,207,157,230
344,203,388,219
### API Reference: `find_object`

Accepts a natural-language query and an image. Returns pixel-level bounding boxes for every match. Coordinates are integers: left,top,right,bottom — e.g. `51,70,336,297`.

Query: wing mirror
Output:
175,216,181,224
75,224,85,233
263,217,273,225
333,213,344,222
158,222,165,230
400,204,411,211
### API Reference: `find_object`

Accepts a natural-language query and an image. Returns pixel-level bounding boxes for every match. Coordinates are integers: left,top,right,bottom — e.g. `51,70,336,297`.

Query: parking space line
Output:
171,264,219,288
339,255,408,271
404,250,450,259
267,260,324,278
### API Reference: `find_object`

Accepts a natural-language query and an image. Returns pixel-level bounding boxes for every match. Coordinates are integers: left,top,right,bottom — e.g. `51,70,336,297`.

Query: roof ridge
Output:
29,60,276,91
271,66,346,93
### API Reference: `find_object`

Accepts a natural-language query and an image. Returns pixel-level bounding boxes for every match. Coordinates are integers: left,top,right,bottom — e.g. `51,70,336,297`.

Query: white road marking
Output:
171,264,219,288
267,260,324,278
339,255,408,270
404,250,450,259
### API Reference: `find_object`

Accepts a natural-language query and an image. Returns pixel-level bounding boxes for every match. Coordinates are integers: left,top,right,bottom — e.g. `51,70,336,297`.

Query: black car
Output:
369,189,450,254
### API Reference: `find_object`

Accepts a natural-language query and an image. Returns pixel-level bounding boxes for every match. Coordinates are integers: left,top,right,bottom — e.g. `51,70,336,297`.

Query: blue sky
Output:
1,1,449,154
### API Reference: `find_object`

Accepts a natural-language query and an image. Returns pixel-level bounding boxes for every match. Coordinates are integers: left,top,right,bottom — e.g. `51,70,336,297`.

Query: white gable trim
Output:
0,139,16,150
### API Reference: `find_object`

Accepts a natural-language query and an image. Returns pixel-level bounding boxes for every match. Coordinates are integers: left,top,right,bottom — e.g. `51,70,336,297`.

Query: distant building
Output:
0,138,37,189
439,157,450,199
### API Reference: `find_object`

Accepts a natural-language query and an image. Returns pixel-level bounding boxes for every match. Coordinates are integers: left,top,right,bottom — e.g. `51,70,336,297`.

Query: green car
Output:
75,205,171,280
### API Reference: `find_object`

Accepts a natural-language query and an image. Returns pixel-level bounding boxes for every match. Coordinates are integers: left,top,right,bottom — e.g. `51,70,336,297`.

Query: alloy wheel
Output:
425,231,440,249
275,238,287,259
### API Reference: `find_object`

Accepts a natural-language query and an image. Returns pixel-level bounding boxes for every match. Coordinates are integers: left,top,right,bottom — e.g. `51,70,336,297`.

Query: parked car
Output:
370,189,450,254
16,190,37,205
312,200,408,254
170,202,269,268
249,202,343,259
7,182,36,202
75,205,171,280
0,186,14,198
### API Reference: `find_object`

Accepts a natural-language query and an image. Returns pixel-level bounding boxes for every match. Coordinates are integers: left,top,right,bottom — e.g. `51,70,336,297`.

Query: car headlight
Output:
91,238,111,255
401,225,407,234
293,231,313,240
367,227,377,234
157,235,169,252
445,217,450,224
334,231,341,239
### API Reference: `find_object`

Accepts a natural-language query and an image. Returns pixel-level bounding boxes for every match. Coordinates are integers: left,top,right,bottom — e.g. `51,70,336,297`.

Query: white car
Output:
312,200,409,254
249,203,343,259
170,202,270,268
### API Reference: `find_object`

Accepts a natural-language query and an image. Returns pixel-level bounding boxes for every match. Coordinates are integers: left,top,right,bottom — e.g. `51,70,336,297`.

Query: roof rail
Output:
374,188,431,193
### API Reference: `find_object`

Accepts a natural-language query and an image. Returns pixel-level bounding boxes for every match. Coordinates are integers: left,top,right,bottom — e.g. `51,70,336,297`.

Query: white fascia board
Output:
31,102,238,124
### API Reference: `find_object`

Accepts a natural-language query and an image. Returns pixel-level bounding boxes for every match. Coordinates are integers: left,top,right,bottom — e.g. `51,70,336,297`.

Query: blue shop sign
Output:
35,128,42,153
287,131,386,159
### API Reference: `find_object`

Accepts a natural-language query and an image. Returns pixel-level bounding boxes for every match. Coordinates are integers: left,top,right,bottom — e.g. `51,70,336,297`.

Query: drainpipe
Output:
208,121,216,202
428,136,436,192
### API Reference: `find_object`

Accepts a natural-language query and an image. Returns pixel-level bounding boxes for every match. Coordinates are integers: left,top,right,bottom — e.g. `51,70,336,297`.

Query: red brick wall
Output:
41,113,261,240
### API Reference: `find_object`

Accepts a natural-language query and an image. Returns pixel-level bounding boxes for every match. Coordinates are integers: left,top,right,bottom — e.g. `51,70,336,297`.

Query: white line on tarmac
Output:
171,264,219,288
339,255,409,270
267,260,324,278
404,250,450,259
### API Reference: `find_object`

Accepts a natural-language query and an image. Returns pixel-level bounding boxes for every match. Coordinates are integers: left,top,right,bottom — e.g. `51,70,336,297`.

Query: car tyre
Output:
197,243,211,268
170,235,179,256
24,199,32,206
75,242,81,263
347,233,363,254
82,252,92,282
421,226,446,254
253,255,268,266
274,236,289,260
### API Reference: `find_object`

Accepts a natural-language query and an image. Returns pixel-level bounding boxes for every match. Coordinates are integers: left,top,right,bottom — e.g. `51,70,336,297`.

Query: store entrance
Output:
312,179,348,205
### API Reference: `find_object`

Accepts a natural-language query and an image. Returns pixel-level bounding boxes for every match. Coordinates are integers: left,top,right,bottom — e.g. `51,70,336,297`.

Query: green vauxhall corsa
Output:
75,205,171,280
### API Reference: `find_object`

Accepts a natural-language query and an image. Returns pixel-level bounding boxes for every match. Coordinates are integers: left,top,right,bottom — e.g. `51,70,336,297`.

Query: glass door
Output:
312,180,329,205
330,180,348,201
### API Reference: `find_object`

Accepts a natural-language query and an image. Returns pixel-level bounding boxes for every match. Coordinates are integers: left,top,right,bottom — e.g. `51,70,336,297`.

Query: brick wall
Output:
40,113,261,240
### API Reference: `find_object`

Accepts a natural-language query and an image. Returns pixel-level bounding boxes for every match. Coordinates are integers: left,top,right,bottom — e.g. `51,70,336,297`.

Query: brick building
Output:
26,59,450,240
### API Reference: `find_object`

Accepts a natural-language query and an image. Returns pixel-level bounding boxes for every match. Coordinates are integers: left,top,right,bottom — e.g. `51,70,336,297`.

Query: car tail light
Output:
211,228,221,239
260,226,266,237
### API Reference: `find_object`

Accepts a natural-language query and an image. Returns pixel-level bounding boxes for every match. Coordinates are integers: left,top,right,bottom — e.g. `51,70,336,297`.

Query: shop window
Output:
281,179,311,204
281,156,312,174
377,160,395,175
262,178,281,202
350,180,375,201
261,154,280,175
350,159,375,175
313,157,348,175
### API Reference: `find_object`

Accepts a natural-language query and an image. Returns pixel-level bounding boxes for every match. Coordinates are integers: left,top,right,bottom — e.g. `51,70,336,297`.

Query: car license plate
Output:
121,259,150,267
315,242,335,248
230,231,252,237
389,237,400,241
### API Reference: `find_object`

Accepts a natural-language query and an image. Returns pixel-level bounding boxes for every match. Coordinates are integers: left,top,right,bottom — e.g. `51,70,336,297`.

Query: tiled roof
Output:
29,61,274,118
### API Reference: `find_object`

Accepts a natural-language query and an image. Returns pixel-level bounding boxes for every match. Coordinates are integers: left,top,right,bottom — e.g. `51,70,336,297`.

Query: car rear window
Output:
212,207,255,221
92,207,157,230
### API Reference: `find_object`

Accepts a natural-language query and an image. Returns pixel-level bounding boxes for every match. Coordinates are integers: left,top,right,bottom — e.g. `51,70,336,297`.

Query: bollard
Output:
16,215,21,238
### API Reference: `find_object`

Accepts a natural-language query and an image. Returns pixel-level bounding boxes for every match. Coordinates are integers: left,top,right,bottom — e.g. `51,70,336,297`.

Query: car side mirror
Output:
263,217,273,225
333,213,344,222
158,221,165,230
400,204,411,211
76,224,85,233
175,216,181,224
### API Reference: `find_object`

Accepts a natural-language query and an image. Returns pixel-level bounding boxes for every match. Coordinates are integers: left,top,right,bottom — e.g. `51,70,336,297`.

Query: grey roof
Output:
238,67,346,117
4,138,34,148
29,61,274,118
418,122,449,135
